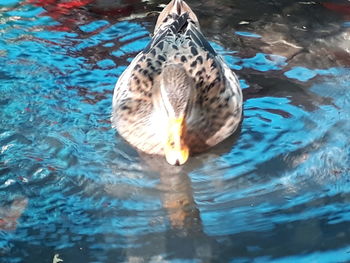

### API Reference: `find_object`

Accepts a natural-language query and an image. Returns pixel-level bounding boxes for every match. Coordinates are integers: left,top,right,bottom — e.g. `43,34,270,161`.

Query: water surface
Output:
1,0,350,262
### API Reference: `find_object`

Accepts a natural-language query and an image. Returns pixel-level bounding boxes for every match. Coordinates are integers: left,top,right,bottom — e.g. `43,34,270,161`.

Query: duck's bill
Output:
164,116,189,166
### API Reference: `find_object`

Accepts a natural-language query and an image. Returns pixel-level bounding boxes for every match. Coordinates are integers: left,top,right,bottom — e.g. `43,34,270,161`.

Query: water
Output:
0,0,350,262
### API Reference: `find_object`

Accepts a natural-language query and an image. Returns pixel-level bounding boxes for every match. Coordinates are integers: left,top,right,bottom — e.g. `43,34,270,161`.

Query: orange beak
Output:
164,116,189,165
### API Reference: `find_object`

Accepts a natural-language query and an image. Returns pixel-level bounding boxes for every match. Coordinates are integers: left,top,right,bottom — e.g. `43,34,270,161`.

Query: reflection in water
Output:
160,170,200,232
1,0,350,262
0,198,28,231
27,0,142,30
146,160,215,262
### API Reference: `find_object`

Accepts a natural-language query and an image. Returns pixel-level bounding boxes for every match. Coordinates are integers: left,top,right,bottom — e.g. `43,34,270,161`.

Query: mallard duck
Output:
112,0,242,165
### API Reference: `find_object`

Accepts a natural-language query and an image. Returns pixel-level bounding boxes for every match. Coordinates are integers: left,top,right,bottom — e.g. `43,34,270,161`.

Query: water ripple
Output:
1,1,350,262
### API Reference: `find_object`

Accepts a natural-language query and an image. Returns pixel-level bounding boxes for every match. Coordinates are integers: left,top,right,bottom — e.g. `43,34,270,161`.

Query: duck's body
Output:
112,0,242,165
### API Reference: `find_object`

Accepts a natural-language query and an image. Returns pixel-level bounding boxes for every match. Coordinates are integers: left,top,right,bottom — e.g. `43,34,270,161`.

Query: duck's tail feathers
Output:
155,0,199,33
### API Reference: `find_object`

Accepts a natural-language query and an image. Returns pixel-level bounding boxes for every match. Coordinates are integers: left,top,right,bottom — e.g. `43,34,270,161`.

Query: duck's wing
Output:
155,0,199,33
143,12,189,54
145,0,216,56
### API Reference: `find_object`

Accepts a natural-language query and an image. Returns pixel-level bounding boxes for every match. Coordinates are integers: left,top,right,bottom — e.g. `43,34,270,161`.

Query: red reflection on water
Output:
28,0,94,19
0,198,28,231
322,2,350,15
26,0,139,31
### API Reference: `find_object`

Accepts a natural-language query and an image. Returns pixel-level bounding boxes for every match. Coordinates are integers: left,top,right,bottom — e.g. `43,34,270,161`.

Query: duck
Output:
112,0,242,166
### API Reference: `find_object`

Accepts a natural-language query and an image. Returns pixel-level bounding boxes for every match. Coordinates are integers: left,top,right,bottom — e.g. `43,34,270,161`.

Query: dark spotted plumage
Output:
112,0,242,156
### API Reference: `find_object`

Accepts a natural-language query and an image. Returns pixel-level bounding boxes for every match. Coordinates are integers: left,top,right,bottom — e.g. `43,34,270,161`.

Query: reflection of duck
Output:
112,0,243,165
157,165,201,231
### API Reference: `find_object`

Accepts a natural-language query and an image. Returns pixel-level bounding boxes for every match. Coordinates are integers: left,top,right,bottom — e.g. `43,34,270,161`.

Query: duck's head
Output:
154,64,196,166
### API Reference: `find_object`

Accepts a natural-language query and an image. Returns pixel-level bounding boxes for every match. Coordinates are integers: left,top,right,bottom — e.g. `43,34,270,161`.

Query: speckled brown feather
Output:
112,0,242,156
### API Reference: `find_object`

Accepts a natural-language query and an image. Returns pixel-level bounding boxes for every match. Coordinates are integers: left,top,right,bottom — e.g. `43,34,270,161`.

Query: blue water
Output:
1,1,350,262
